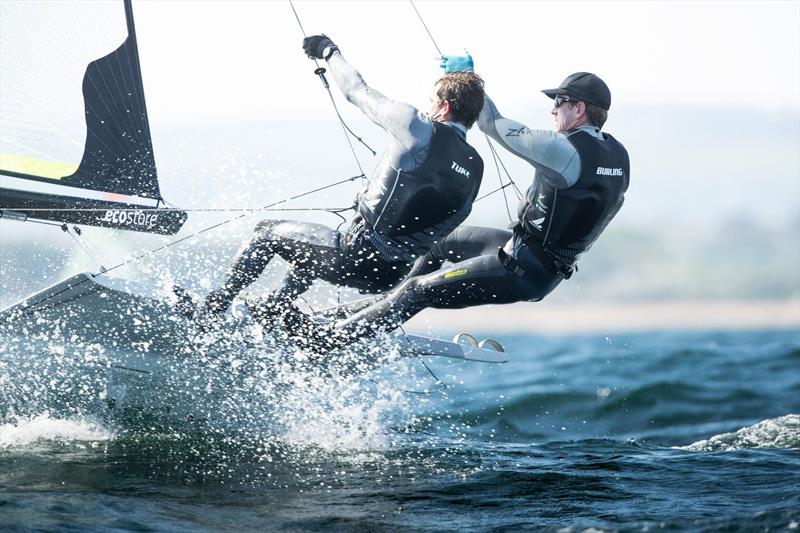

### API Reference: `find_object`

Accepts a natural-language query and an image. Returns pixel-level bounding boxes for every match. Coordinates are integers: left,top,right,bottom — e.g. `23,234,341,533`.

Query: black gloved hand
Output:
302,34,336,60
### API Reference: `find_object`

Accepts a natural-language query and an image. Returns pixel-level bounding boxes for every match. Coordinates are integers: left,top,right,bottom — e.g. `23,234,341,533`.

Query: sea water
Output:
1,328,798,532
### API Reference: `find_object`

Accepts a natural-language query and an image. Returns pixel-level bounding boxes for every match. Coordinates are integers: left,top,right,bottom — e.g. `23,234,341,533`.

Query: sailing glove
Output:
303,34,338,60
440,53,474,73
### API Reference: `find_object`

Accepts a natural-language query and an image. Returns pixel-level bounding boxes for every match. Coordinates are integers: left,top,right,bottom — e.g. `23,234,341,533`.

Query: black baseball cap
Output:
542,72,611,110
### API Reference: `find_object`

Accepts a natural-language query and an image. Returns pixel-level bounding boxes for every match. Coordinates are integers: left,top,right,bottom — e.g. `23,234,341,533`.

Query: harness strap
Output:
499,236,574,280
498,249,527,278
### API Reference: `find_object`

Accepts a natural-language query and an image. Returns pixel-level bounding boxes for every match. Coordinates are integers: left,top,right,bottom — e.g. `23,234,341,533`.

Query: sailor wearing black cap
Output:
300,58,630,349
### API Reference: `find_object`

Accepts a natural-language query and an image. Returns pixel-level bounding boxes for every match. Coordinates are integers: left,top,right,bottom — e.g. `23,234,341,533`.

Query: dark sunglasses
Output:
553,95,578,108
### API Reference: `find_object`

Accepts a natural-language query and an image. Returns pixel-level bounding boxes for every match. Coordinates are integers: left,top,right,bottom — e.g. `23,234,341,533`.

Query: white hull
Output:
0,273,506,429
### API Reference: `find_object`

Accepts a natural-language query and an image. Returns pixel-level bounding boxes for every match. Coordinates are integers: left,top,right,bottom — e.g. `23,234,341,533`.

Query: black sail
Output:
0,0,186,235
64,1,160,199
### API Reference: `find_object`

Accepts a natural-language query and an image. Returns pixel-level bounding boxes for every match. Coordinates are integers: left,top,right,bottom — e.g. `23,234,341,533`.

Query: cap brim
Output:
541,88,563,99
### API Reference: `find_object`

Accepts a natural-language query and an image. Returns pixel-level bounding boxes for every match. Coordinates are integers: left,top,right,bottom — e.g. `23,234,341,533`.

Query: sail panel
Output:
0,154,79,180
0,1,126,175
0,0,162,199
1,0,187,234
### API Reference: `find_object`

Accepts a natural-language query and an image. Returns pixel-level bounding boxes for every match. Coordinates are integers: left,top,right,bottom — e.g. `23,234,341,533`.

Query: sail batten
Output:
2,172,158,204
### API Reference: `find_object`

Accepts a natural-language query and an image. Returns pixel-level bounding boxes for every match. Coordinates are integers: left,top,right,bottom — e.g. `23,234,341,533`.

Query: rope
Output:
409,0,443,56
1,173,368,324
406,0,521,223
288,0,375,180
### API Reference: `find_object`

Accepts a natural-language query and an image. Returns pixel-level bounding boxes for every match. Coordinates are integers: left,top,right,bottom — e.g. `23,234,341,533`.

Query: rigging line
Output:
97,173,365,278
60,224,107,273
324,83,377,161
266,206,353,214
9,217,62,228
330,209,348,228
487,139,523,199
409,0,443,56
3,174,365,324
482,136,522,221
398,324,448,393
406,0,523,211
72,225,115,270
364,376,440,396
487,137,514,221
288,0,308,37
288,0,375,179
1,206,355,213
415,353,448,393
71,226,110,272
474,182,515,204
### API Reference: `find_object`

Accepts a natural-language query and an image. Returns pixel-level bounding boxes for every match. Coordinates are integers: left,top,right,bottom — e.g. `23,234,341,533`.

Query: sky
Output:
130,0,800,123
2,0,799,241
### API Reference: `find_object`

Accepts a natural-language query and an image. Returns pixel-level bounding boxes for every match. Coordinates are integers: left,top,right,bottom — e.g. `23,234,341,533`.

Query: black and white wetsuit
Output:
328,94,629,339
203,50,483,314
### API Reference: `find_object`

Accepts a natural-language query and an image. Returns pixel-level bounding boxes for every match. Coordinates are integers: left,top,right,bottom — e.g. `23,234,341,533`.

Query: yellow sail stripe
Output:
0,153,78,179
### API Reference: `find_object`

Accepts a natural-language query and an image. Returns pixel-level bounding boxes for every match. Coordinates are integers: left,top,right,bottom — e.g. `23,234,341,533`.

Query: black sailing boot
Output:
243,293,292,330
278,303,352,354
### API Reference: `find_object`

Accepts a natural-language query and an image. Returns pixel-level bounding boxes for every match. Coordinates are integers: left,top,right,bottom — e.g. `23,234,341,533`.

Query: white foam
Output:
0,414,115,448
268,354,414,454
680,414,800,451
280,382,404,453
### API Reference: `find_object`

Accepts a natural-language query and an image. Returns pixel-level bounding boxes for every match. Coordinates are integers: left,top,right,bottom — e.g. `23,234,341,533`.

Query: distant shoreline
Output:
405,298,800,335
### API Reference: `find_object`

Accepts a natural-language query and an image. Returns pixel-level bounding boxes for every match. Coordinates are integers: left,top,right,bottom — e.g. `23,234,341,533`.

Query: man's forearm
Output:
326,51,370,107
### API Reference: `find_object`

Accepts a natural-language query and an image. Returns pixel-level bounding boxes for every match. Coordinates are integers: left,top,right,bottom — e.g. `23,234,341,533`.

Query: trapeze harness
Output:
502,129,630,280
345,121,484,264
205,121,483,312
328,128,630,338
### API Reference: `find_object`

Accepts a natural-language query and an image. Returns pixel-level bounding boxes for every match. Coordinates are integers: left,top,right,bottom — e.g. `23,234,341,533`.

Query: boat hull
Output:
0,273,506,429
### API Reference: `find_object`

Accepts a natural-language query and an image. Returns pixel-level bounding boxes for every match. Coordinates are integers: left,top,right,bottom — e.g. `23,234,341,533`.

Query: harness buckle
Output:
552,256,574,279
517,230,576,279
498,249,527,278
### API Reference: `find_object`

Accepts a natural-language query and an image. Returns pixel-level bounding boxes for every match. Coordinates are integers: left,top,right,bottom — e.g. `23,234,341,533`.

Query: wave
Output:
680,414,800,451
0,413,115,449
0,323,423,453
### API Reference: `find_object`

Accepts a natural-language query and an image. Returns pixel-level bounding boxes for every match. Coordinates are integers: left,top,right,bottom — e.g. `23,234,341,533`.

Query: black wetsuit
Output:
201,50,483,314
326,99,629,341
